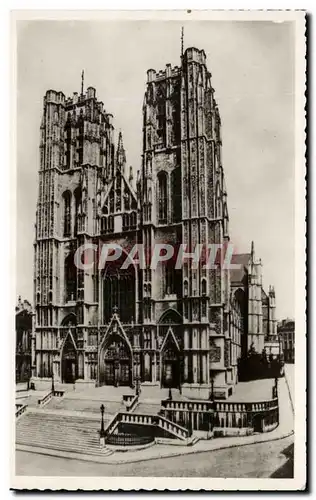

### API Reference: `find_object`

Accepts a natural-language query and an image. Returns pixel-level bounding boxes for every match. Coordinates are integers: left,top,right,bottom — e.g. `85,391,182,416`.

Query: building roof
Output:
230,253,250,284
278,319,295,332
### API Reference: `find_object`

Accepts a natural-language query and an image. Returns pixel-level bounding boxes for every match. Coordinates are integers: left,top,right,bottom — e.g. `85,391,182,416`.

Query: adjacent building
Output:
231,243,279,359
278,319,295,363
32,46,280,399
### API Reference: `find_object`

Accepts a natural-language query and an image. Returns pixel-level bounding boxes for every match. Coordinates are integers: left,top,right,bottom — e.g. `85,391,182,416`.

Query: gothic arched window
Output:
183,279,188,297
77,113,84,165
165,259,176,296
158,171,168,224
103,256,135,324
108,215,114,233
65,114,72,169
74,187,82,236
65,253,77,302
171,167,181,222
216,183,221,218
130,211,137,229
63,191,71,237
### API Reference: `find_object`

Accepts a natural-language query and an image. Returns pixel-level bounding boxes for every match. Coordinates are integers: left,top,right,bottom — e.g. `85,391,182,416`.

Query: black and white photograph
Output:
12,10,306,491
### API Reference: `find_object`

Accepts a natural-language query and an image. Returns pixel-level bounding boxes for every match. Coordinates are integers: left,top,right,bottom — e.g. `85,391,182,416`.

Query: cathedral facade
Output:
32,47,278,399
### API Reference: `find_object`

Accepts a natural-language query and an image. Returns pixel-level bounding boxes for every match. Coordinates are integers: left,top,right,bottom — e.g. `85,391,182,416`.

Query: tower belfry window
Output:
158,171,168,224
63,191,71,237
77,115,84,166
165,259,176,296
65,114,72,169
74,187,82,236
65,253,77,302
171,167,181,222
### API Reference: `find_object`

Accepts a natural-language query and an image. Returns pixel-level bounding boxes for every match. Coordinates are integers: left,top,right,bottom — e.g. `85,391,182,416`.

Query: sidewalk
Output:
17,376,294,465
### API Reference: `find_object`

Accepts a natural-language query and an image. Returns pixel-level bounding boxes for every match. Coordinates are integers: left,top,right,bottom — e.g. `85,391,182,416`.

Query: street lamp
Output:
168,387,172,400
274,376,278,396
100,404,105,438
51,371,55,393
135,376,140,396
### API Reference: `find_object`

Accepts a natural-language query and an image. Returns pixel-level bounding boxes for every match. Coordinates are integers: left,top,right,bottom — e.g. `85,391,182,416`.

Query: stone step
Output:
17,436,101,451
133,402,162,414
16,412,107,456
17,425,100,439
45,397,124,414
17,427,100,441
16,438,110,456
17,420,100,437
21,413,102,428
16,431,100,448
139,386,182,402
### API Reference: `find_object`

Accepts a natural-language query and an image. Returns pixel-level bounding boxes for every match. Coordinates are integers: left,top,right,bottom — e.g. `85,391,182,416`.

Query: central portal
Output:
100,333,132,387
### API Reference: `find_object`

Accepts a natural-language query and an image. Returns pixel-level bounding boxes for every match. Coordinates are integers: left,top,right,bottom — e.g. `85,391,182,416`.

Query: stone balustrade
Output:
161,396,279,435
15,403,28,419
125,394,139,412
103,410,189,442
214,398,278,414
162,399,213,413
38,391,53,406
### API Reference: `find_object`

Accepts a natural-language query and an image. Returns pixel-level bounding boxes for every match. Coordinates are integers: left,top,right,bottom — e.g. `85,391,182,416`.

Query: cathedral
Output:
32,46,279,399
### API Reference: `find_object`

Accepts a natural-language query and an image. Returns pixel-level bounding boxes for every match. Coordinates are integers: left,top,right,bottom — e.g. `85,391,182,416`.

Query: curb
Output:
16,429,294,466
103,430,295,465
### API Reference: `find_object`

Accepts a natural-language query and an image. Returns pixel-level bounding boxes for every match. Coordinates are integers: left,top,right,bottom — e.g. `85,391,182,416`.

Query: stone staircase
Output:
45,396,124,415
16,411,112,456
104,410,190,441
133,402,162,415
139,386,183,402
16,391,49,408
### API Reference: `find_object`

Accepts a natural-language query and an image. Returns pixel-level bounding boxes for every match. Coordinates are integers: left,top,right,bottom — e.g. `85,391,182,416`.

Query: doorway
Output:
61,333,78,384
62,358,77,384
161,349,180,388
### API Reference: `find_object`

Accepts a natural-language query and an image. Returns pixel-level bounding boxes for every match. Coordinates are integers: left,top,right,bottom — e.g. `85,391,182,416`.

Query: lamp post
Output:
274,376,278,397
51,371,55,393
100,404,105,438
26,366,30,391
168,387,172,400
135,375,140,396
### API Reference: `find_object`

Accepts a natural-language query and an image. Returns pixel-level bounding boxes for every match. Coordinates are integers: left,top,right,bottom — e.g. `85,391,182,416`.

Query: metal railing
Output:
105,433,154,446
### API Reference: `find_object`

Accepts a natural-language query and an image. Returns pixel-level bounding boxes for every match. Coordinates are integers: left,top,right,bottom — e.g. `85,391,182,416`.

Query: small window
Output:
157,171,168,224
63,191,71,237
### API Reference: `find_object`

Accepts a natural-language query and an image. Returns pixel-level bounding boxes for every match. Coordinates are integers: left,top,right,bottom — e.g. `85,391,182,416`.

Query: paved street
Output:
16,435,293,478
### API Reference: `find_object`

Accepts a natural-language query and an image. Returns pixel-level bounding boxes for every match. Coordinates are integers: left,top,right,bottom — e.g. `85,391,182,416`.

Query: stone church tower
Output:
32,48,239,400
142,47,231,398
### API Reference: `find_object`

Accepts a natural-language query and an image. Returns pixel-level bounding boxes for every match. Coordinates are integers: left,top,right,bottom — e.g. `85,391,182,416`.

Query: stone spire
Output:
81,70,84,95
116,131,126,175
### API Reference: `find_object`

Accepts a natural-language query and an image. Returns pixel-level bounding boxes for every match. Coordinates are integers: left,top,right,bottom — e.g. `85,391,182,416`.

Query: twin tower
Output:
32,47,276,399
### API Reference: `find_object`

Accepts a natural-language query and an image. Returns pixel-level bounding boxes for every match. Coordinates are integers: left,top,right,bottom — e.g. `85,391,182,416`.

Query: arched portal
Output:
61,332,78,384
99,326,133,387
160,328,180,389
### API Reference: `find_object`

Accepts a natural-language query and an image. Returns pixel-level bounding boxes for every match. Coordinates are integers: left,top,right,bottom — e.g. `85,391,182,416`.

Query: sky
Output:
16,19,295,320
